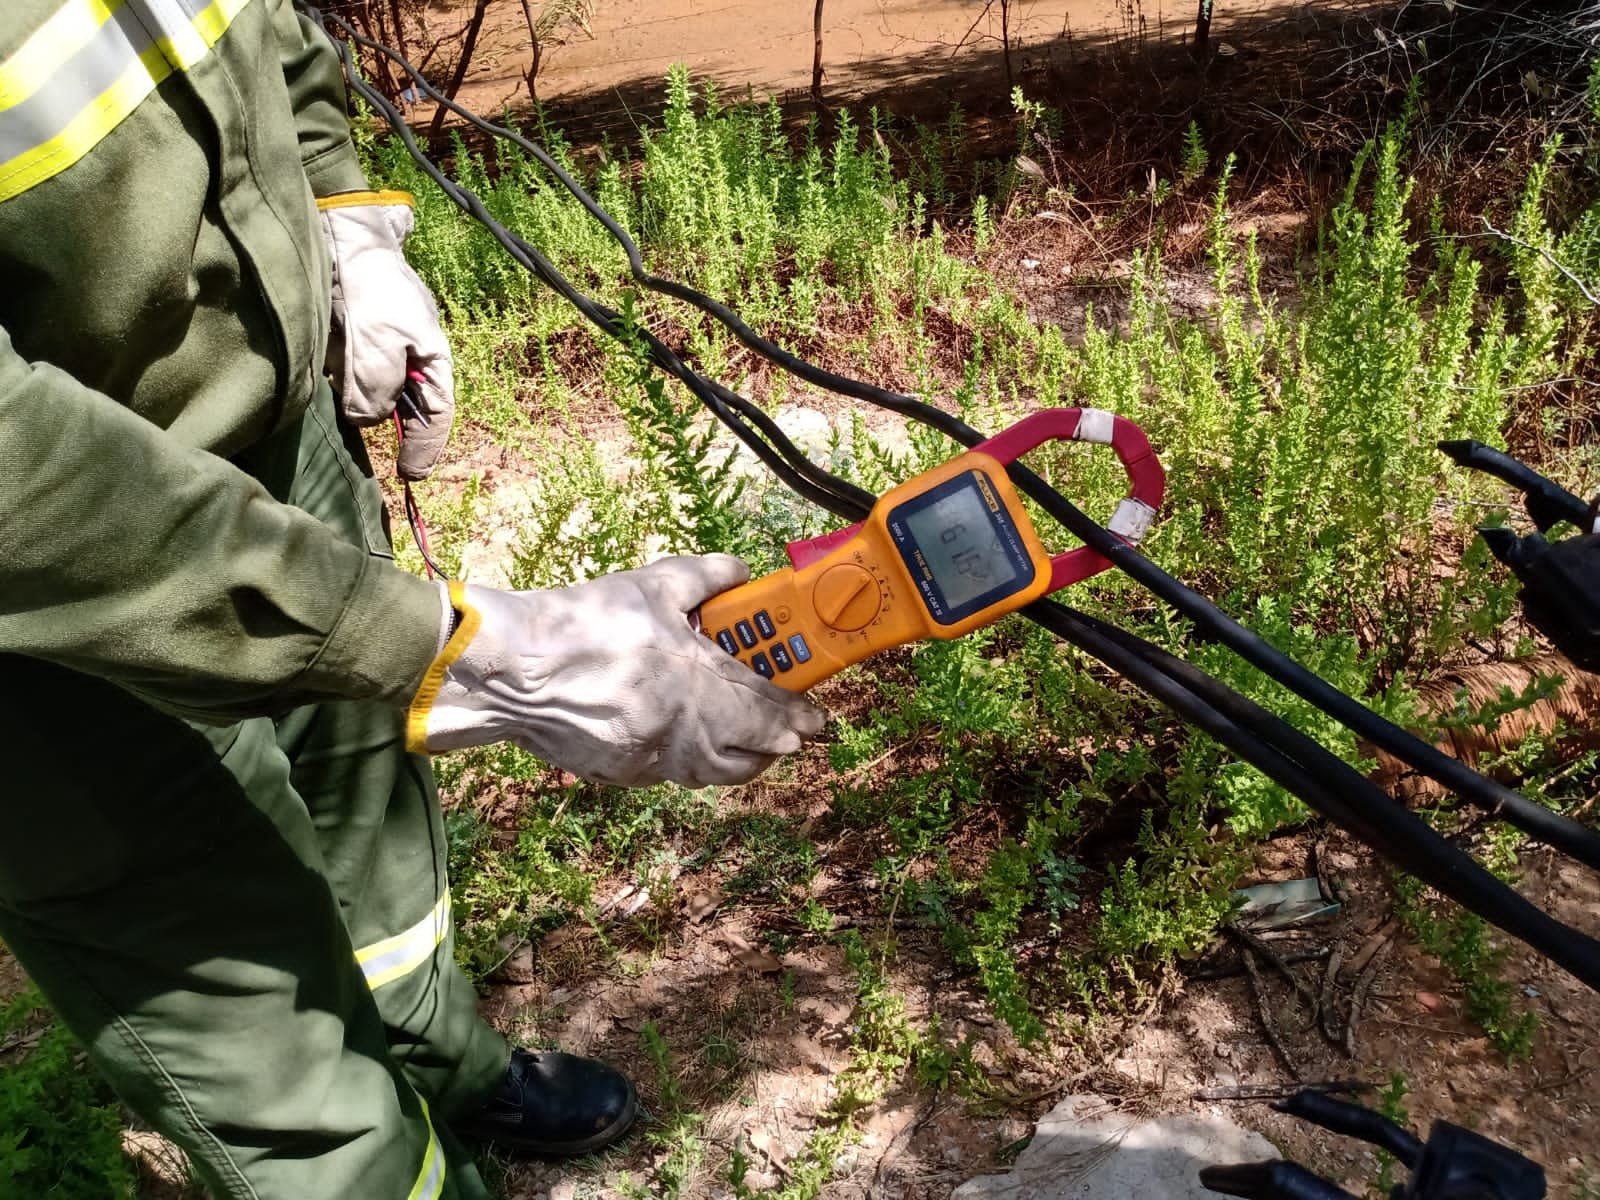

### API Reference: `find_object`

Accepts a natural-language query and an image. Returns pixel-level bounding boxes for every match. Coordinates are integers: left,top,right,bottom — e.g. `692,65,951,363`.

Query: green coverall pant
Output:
0,386,505,1200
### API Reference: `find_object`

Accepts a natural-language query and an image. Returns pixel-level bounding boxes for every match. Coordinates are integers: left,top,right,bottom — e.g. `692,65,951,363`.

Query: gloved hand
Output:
318,189,453,480
406,555,827,788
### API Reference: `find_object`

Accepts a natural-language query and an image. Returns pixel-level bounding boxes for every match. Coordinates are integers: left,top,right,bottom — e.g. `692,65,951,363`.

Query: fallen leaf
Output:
724,930,783,974
1415,991,1447,1013
684,886,723,924
1015,155,1046,180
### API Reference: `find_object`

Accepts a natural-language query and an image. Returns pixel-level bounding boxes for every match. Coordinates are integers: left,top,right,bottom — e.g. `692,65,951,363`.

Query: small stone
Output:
549,1181,577,1200
495,939,536,985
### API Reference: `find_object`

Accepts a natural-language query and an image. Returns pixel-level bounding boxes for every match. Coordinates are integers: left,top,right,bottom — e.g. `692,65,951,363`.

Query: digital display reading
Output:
902,482,1020,610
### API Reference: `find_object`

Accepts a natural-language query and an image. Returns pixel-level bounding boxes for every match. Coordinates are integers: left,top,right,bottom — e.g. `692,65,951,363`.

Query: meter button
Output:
754,610,777,639
750,652,775,679
814,564,881,631
788,634,812,663
735,620,758,649
771,643,794,672
714,629,738,656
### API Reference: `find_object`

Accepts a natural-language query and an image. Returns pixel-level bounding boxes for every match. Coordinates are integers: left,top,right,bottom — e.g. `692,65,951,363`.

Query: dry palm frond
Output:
1369,653,1600,804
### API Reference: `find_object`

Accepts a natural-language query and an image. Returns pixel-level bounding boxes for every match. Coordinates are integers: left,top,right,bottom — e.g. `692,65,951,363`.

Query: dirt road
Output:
451,0,1291,132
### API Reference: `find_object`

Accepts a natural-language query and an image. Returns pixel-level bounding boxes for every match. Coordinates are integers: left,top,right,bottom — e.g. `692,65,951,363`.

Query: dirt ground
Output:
411,0,1329,157
463,816,1600,1199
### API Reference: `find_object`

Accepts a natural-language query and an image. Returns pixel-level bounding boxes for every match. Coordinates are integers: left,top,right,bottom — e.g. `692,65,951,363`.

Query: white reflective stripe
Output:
1074,407,1115,444
407,1097,448,1200
1107,497,1158,543
0,0,121,113
0,0,249,204
355,889,452,991
133,0,208,69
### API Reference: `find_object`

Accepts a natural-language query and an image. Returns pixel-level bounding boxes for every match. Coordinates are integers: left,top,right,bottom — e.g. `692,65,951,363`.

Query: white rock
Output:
952,1095,1280,1199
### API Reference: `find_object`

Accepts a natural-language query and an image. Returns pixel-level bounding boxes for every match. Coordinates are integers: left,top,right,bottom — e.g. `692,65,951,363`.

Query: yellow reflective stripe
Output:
407,1097,447,1200
406,579,482,755
355,889,452,991
142,0,251,70
0,46,168,204
0,0,250,205
316,189,416,212
0,0,122,113
191,0,250,48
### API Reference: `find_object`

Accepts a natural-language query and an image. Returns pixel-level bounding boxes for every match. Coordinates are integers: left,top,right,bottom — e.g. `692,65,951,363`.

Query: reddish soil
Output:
415,0,1314,148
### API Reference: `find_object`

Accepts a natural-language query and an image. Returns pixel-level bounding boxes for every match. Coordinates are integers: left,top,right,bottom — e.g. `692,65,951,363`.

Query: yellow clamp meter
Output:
693,407,1166,691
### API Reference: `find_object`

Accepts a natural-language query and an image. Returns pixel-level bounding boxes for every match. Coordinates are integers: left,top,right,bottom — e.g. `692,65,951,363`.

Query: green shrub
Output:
364,74,1596,1044
0,988,137,1199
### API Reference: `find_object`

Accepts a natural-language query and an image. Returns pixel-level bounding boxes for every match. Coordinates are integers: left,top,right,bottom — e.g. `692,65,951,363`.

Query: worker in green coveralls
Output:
0,3,824,1197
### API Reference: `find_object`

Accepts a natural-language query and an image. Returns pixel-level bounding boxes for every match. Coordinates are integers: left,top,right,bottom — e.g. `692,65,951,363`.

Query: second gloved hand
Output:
406,555,826,788
319,189,453,480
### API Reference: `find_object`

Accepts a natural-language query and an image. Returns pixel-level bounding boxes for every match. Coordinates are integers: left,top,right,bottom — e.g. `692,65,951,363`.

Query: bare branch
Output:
1473,217,1600,308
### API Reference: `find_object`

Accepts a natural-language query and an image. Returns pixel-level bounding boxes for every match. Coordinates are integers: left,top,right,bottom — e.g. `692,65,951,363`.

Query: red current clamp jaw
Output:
784,408,1166,591
975,407,1166,591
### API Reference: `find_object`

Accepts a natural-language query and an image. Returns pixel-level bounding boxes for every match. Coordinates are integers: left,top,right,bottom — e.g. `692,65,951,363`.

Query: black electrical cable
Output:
1276,1092,1425,1168
314,18,867,522
1005,457,1600,874
1439,438,1594,532
296,6,1600,993
315,3,1600,874
1199,1159,1362,1200
321,12,929,416
1031,601,1600,993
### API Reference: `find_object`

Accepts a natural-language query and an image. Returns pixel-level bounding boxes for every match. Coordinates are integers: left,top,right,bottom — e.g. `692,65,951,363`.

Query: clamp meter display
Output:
695,408,1166,691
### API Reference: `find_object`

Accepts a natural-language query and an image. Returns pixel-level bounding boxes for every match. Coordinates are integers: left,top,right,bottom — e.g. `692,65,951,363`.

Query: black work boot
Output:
454,1048,639,1156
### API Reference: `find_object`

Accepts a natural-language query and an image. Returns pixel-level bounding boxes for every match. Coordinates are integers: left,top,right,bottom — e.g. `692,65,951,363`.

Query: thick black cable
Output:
1027,471,1600,874
1439,438,1593,532
1276,1092,1424,1168
313,15,868,521
297,7,1600,992
1031,601,1600,993
1068,604,1600,889
1198,1159,1362,1200
320,14,927,414
324,5,1600,869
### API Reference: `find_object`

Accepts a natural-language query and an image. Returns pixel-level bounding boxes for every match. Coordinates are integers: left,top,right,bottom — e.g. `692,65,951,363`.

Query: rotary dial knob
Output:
812,564,882,631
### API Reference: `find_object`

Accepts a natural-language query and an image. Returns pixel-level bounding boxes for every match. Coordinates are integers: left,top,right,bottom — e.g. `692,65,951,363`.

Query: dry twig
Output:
1345,938,1393,1058
1243,949,1301,1081
1192,946,1330,982
1343,919,1397,981
1195,1080,1372,1102
1227,925,1321,1012
1319,946,1345,1045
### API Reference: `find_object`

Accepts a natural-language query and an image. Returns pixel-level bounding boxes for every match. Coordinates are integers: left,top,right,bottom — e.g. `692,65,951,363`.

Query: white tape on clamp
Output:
1074,407,1115,445
1107,497,1158,543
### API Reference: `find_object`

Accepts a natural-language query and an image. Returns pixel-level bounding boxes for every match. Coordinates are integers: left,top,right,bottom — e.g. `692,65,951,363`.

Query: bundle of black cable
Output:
1481,527,1600,673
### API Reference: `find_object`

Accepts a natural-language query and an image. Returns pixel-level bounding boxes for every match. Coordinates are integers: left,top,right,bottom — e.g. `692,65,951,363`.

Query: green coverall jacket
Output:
0,0,440,719
0,8,510,1197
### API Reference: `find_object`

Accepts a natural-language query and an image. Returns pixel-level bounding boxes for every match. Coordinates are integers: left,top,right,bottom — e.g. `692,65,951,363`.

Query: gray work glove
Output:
405,556,826,788
318,190,453,480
